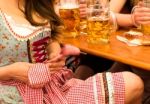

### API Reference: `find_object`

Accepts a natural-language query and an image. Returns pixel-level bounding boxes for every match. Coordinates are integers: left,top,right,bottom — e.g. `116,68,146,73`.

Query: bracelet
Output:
131,6,139,27
110,11,118,31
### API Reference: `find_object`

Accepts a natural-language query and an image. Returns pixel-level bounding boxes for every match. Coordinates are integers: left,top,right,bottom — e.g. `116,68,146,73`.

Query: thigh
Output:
66,72,125,104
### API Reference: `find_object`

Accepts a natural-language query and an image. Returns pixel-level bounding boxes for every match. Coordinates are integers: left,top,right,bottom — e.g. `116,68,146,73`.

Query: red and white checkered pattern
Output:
28,63,51,88
0,64,125,104
112,73,125,104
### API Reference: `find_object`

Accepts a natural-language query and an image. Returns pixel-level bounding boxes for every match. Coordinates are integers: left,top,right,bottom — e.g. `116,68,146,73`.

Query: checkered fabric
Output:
0,64,125,104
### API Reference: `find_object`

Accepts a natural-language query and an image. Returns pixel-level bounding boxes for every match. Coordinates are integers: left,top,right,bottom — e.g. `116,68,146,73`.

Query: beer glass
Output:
87,0,117,43
59,0,80,38
141,0,150,35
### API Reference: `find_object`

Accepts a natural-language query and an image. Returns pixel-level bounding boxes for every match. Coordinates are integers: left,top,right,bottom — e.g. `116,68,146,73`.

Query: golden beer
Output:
80,18,87,35
140,1,150,35
141,24,150,35
59,7,80,38
87,17,111,43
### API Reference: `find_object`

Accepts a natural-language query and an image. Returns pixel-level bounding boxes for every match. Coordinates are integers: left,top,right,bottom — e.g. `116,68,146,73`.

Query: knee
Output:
123,72,144,103
123,71,144,93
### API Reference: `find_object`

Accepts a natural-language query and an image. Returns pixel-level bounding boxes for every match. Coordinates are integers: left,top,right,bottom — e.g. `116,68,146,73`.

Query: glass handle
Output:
110,11,118,32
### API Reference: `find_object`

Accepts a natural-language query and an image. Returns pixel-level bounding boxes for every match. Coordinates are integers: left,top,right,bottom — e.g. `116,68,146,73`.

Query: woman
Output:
109,0,150,104
109,0,150,27
0,0,144,104
0,0,65,103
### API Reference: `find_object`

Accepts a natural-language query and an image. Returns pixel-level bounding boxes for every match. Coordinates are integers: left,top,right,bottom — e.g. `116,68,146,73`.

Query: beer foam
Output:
60,3,79,9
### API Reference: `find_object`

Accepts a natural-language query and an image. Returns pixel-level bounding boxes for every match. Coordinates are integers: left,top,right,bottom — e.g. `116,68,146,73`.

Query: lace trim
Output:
106,72,115,104
4,13,38,31
93,76,99,104
0,9,51,41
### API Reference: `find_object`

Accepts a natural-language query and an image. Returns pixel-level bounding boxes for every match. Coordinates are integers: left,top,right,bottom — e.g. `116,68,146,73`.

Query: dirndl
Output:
0,64,125,104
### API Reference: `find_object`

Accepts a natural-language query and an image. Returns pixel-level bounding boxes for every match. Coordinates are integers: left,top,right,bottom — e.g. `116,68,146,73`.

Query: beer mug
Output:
59,0,80,38
87,0,117,43
141,0,150,35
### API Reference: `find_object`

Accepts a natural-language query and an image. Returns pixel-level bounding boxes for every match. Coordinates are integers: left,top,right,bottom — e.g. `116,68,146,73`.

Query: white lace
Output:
4,13,41,37
93,76,99,104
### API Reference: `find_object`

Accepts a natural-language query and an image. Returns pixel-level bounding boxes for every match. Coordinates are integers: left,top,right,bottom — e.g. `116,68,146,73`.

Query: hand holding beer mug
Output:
79,0,87,35
132,1,150,35
59,0,80,38
87,0,117,43
140,0,150,35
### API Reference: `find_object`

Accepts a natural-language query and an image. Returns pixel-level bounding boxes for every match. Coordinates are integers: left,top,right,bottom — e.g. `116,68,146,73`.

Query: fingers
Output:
46,61,65,68
137,1,144,6
134,15,150,25
47,61,65,68
80,4,87,18
137,21,150,25
47,54,66,63
134,6,150,25
80,0,86,4
135,7,150,13
136,16,150,21
48,53,59,60
80,11,87,18
45,63,65,74
49,68,63,74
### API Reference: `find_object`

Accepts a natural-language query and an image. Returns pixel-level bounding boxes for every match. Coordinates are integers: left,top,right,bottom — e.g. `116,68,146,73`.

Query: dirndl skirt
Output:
0,64,125,104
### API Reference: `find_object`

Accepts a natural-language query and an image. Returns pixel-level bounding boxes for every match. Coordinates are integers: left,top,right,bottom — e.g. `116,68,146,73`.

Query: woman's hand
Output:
46,51,66,74
133,2,150,25
45,56,66,74
48,47,61,60
46,41,61,59
79,2,87,18
45,44,80,74
46,41,66,73
5,61,65,83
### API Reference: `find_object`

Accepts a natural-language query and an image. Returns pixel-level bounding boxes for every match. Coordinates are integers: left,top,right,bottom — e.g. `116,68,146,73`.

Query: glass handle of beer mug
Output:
131,6,141,29
110,11,118,32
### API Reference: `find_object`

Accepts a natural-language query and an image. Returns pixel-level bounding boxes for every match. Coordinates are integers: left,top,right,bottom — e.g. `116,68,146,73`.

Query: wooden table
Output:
58,29,150,71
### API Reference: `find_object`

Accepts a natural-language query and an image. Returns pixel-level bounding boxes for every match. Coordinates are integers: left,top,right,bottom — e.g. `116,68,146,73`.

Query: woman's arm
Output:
0,61,65,83
0,62,32,82
115,13,133,27
109,0,135,27
133,2,150,25
0,66,11,80
110,0,127,12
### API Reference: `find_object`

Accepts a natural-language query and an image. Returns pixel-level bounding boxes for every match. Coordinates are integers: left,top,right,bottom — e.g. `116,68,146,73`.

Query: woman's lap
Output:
66,72,125,104
0,72,125,104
